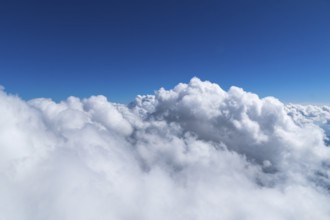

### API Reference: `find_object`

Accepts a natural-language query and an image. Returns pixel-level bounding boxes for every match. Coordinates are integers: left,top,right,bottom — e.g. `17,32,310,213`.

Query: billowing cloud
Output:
286,103,330,146
1,77,330,219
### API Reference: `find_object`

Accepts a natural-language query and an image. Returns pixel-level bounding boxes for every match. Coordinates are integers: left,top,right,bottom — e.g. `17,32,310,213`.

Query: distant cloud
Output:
1,78,330,219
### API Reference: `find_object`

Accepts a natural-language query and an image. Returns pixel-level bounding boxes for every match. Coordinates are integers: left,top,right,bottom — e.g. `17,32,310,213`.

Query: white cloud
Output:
0,78,330,219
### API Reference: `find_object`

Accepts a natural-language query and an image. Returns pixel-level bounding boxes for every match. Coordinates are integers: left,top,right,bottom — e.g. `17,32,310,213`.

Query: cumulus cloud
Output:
0,78,330,220
286,103,330,146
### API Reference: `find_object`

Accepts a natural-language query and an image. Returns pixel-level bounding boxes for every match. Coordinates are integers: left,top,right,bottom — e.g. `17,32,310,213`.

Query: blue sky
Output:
0,0,329,104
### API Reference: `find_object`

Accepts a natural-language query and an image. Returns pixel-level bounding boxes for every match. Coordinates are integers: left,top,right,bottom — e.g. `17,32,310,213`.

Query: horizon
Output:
1,77,330,106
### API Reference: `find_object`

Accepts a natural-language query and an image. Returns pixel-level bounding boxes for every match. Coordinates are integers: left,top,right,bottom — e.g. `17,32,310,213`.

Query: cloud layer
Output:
1,77,330,219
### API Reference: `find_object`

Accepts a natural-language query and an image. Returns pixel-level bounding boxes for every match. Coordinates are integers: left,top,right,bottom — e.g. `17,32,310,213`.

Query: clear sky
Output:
1,0,329,104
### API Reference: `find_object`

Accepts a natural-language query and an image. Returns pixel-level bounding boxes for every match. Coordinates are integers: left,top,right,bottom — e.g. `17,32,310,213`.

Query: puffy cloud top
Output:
1,78,330,220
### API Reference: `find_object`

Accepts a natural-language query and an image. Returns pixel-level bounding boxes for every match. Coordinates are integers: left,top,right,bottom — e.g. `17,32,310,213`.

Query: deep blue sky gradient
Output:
1,0,330,103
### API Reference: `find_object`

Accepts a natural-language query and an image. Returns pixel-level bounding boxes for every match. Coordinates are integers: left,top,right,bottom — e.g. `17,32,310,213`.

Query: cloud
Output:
286,103,330,146
0,78,330,219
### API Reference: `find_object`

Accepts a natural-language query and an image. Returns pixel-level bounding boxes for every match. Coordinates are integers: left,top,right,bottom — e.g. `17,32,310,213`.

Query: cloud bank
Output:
1,77,330,219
